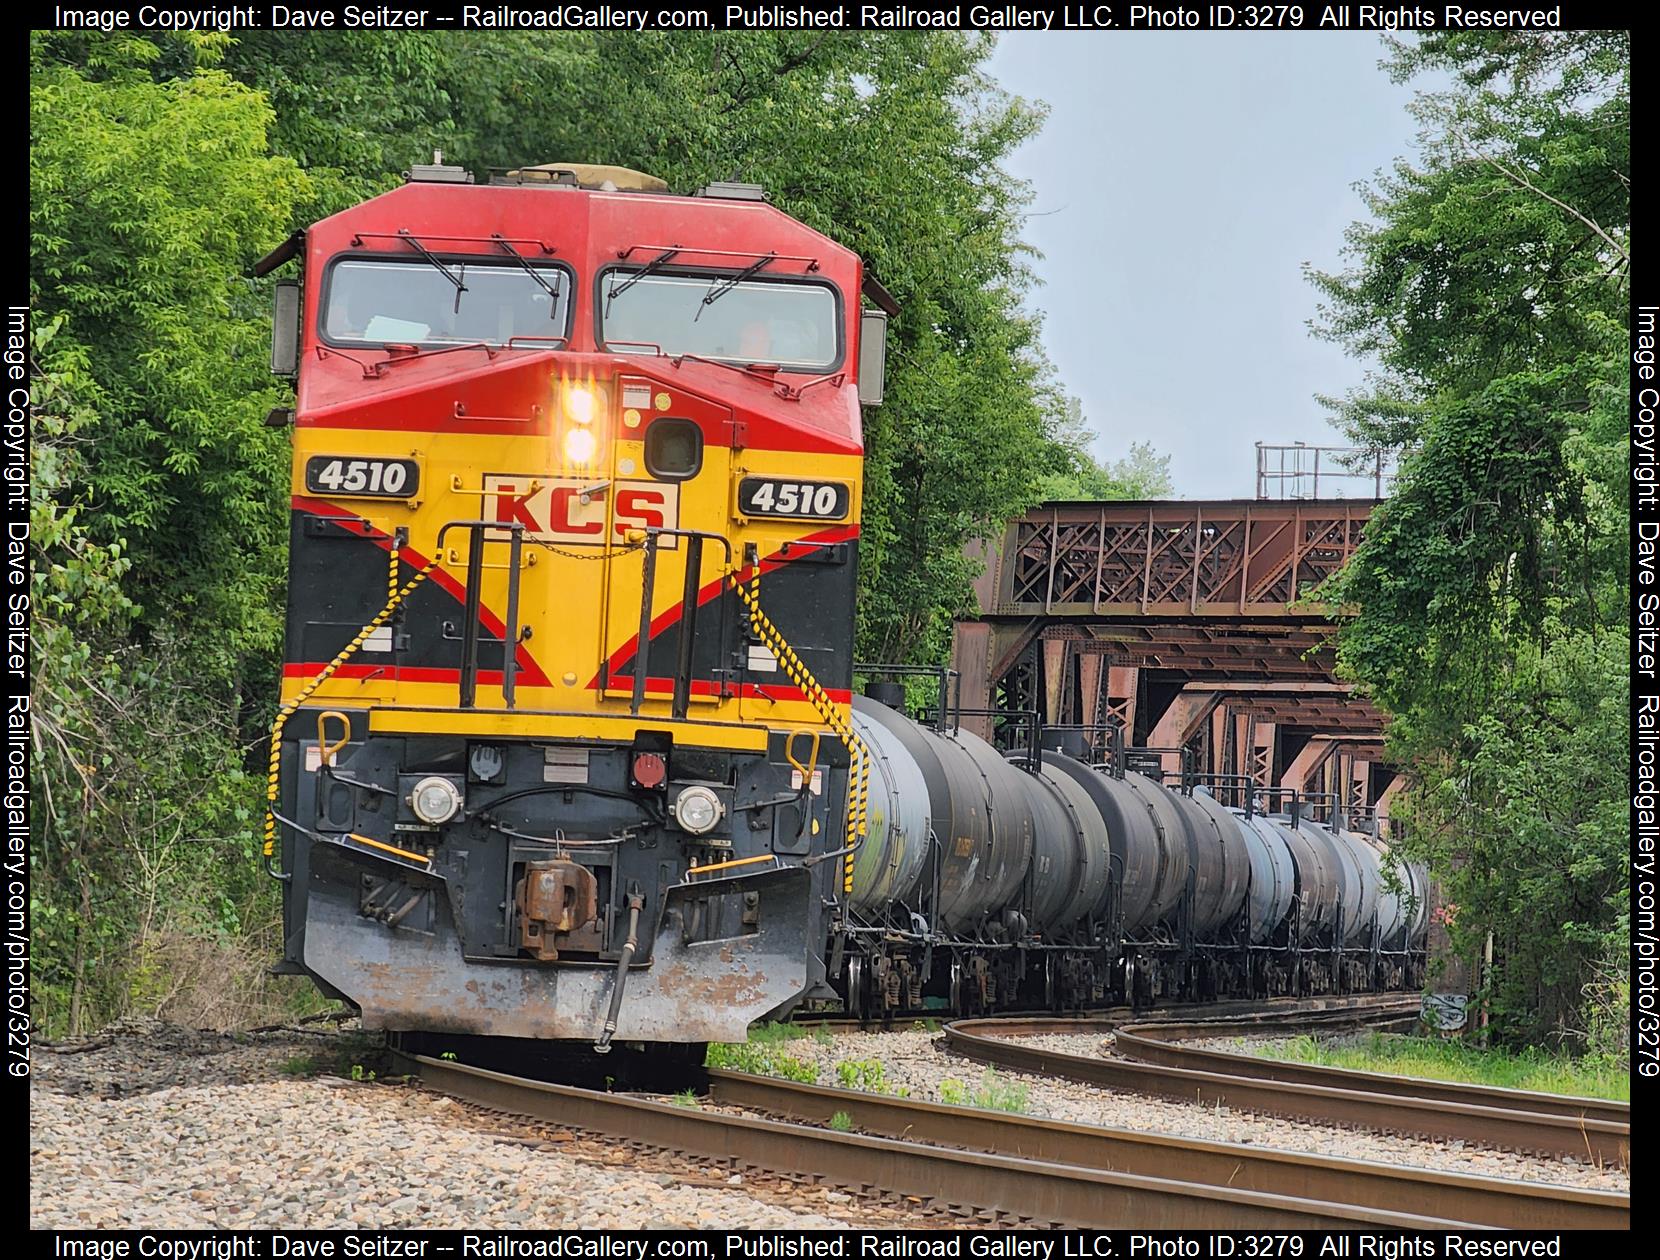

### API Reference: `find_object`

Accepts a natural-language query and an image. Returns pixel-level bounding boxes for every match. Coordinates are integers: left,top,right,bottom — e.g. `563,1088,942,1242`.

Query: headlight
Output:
409,776,463,825
672,785,723,834
564,427,597,464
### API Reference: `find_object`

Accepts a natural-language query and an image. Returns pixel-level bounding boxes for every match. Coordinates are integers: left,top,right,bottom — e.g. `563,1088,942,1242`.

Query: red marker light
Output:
631,752,668,790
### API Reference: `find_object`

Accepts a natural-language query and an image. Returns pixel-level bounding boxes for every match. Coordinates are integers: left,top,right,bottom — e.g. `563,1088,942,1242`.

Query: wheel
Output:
846,955,866,1023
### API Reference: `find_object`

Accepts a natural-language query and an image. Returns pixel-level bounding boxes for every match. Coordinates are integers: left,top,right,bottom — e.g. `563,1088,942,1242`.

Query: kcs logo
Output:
484,474,680,547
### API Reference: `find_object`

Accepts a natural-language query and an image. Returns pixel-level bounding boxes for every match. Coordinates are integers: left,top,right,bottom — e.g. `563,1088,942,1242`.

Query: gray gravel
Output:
29,1022,877,1230
778,1028,1630,1193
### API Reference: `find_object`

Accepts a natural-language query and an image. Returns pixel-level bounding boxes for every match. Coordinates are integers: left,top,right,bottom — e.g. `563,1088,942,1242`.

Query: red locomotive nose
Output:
631,752,668,790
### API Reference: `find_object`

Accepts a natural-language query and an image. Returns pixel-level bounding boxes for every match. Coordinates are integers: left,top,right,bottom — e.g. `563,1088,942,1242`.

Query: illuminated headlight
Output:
409,776,463,825
564,428,597,465
672,785,723,835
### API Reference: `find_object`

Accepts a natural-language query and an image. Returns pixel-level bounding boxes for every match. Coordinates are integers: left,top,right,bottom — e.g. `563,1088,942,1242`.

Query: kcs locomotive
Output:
261,161,1423,1056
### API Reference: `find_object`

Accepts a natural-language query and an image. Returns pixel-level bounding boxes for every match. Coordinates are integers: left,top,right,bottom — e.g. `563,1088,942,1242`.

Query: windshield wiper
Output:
491,234,561,317
397,229,468,310
606,247,681,315
696,253,776,320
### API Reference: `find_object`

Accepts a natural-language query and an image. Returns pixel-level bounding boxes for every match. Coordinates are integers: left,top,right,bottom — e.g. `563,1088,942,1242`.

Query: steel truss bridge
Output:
951,498,1397,830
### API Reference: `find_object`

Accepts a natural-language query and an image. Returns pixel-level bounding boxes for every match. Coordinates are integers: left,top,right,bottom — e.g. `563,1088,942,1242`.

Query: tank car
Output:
836,688,1428,1017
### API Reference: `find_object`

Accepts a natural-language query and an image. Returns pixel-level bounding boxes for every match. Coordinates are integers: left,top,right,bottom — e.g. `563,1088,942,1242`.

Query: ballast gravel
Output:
29,1022,926,1231
778,1028,1630,1194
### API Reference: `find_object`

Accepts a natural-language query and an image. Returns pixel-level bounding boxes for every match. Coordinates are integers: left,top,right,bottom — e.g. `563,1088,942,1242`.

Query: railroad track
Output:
1116,1019,1633,1126
943,1012,1631,1166
393,1049,1484,1230
707,1069,1629,1230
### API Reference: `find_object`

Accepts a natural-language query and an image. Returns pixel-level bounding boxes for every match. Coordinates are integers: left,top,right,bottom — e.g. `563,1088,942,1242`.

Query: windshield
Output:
322,256,569,347
600,272,839,370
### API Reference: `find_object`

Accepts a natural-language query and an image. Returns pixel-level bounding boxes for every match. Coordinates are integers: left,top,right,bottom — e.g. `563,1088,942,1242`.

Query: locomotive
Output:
260,161,1423,1057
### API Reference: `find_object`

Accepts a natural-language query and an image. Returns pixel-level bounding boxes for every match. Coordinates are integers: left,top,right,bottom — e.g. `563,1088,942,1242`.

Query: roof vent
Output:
493,163,668,193
696,181,768,202
407,149,474,184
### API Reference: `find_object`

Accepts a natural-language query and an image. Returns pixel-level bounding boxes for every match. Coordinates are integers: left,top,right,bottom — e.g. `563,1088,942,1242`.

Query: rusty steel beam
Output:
998,500,1373,618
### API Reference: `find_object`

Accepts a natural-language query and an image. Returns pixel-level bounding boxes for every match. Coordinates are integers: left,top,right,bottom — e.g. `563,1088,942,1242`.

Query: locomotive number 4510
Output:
738,477,849,521
306,456,420,499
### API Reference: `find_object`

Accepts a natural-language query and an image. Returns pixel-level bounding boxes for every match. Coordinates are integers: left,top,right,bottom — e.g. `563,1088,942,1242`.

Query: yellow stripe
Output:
347,833,433,864
687,853,780,877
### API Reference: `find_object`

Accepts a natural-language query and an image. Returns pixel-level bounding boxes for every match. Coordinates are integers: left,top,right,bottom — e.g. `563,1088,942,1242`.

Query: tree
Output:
1310,32,1629,1046
1033,398,1173,500
30,34,311,1033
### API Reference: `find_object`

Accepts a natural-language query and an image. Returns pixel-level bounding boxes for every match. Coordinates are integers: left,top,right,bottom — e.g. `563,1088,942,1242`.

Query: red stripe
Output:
289,496,552,686
596,522,859,682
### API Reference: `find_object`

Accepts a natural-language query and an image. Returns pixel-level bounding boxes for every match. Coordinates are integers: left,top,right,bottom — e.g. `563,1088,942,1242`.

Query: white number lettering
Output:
776,484,800,514
382,463,408,494
812,484,838,515
750,482,775,511
341,460,369,492
367,462,384,493
316,459,344,490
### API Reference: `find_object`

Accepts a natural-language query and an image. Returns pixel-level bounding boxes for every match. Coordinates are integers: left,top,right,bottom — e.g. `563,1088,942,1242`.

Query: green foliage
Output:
936,1070,1029,1113
834,1058,888,1093
1309,33,1629,1047
1031,399,1173,502
29,35,313,1038
1265,1032,1628,1102
672,1089,701,1109
705,1040,820,1084
278,1055,316,1076
828,1110,853,1132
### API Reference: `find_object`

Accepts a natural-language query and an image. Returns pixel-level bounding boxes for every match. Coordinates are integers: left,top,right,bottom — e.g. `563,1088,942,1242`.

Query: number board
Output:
305,456,420,499
737,477,849,521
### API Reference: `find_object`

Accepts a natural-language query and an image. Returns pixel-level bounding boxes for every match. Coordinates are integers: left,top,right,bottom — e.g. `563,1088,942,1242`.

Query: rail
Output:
706,1069,1627,1231
942,1010,1630,1165
393,1050,1477,1230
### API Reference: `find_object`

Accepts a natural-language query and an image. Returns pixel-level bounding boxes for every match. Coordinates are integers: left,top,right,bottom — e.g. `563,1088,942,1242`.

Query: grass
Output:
705,1039,820,1083
1262,1032,1630,1102
746,1020,836,1047
938,1070,1031,1114
828,1111,853,1132
672,1089,701,1109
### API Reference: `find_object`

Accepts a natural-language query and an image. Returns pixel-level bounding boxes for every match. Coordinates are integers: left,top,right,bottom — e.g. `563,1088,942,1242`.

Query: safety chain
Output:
727,566,869,896
263,545,438,860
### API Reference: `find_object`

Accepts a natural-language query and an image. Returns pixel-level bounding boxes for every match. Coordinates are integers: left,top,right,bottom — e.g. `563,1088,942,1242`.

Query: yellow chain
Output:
263,546,437,859
727,567,868,895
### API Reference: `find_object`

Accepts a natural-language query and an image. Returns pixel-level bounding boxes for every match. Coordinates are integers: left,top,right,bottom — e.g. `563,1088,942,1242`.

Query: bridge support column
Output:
1147,687,1222,779
1106,664,1139,739
1280,734,1337,795
1077,652,1103,729
1043,637,1068,726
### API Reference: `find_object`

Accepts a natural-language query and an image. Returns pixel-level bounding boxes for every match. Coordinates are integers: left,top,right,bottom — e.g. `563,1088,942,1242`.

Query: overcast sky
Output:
986,33,1429,500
